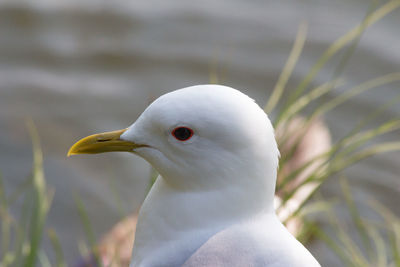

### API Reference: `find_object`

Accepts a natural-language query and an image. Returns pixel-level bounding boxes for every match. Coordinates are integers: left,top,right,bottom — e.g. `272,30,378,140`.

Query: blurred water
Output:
0,0,399,265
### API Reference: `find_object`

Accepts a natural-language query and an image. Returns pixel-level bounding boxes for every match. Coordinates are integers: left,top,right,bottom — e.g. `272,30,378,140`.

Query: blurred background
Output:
0,0,399,265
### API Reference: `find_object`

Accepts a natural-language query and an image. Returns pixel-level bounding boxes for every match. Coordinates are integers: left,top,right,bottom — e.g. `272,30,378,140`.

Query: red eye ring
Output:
172,127,194,141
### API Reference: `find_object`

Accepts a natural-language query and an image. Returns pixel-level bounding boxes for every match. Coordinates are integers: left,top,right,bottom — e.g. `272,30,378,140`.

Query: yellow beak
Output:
68,128,145,156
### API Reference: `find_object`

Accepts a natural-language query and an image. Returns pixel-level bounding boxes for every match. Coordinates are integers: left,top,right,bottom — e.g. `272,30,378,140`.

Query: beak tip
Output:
67,128,131,157
67,147,77,157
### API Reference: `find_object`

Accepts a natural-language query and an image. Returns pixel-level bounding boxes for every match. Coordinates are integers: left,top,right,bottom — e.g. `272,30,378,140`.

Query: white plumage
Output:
118,85,320,266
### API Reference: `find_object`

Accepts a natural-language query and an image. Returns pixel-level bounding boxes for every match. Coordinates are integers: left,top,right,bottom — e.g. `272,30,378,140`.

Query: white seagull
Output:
69,85,320,267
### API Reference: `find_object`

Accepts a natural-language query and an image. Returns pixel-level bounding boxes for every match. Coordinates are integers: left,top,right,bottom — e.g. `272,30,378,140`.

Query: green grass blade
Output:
277,119,311,165
337,229,369,266
278,73,400,159
14,190,33,267
0,213,12,262
47,229,66,267
278,88,400,170
336,119,400,158
0,173,11,260
265,22,308,113
326,207,369,266
23,120,50,267
368,226,387,267
277,76,400,190
369,200,400,266
296,119,400,186
331,93,400,152
280,142,400,221
296,199,337,217
38,251,51,267
285,0,400,107
275,79,343,126
340,177,372,257
309,73,400,120
336,142,400,168
276,150,329,192
74,195,103,267
329,1,376,82
311,219,355,266
0,172,6,207
391,222,400,267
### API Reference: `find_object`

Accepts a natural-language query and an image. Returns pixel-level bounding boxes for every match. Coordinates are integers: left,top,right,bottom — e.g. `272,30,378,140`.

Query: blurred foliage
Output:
310,178,400,267
0,121,57,267
267,1,400,265
270,0,400,226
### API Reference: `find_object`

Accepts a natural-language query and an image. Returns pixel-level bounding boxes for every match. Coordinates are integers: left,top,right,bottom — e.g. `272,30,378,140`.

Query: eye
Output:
172,127,194,141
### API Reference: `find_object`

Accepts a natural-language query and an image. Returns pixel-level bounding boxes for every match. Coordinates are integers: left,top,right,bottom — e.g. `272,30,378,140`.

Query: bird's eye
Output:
172,127,194,141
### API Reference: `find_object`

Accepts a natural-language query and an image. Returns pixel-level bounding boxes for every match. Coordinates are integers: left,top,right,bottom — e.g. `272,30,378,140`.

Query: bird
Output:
68,85,320,267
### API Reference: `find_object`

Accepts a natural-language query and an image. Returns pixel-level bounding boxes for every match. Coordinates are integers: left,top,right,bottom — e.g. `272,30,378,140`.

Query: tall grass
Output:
267,1,400,264
310,178,400,267
0,121,57,267
270,0,400,223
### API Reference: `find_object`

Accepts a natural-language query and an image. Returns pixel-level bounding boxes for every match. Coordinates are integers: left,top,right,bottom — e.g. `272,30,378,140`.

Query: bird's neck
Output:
131,168,276,266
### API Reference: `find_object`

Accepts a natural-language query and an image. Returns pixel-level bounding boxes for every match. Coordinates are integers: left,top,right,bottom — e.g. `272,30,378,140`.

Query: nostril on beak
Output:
97,139,112,142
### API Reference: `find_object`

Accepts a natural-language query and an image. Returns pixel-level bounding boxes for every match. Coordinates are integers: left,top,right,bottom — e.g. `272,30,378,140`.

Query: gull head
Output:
69,85,279,194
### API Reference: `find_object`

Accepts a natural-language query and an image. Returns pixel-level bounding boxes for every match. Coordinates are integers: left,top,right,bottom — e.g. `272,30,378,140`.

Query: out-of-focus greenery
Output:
270,0,400,226
0,121,60,267
267,1,400,265
310,178,400,267
1,1,400,266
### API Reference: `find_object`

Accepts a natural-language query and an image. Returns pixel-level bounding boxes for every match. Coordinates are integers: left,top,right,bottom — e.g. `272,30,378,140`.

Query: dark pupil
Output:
174,127,191,140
